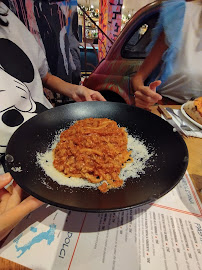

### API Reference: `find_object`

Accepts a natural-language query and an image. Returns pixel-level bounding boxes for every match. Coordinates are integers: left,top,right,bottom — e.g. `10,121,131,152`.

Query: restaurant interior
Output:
0,0,201,269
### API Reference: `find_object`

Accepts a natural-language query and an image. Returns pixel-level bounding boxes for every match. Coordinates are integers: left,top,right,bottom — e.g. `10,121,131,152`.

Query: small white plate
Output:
181,103,202,129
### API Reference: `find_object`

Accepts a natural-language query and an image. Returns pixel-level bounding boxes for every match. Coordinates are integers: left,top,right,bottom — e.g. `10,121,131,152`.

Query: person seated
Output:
0,1,105,155
132,0,202,110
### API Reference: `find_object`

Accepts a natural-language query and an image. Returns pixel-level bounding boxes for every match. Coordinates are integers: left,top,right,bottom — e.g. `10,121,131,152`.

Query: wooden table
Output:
0,105,201,270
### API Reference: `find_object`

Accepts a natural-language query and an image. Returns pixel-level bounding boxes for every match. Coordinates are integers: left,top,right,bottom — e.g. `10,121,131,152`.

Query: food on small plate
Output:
183,97,202,125
53,118,133,193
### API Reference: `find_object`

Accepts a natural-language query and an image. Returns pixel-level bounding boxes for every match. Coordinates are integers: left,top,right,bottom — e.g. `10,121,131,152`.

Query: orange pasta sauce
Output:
53,118,133,193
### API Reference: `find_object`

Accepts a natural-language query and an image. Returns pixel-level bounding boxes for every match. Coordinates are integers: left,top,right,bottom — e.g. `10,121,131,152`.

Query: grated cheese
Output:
36,127,154,190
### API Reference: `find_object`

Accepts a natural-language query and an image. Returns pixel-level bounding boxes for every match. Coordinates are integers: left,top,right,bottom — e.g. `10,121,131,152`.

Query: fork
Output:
166,107,199,132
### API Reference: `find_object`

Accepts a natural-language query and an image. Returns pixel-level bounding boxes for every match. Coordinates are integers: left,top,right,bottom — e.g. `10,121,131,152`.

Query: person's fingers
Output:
0,173,13,214
21,196,44,211
0,196,44,241
76,86,106,102
84,93,93,101
135,99,153,109
0,187,8,199
135,99,149,108
11,182,22,197
0,173,13,189
71,94,82,102
136,86,162,100
91,92,106,101
73,86,92,102
149,80,161,91
5,183,22,211
135,91,159,106
134,86,162,109
0,191,11,215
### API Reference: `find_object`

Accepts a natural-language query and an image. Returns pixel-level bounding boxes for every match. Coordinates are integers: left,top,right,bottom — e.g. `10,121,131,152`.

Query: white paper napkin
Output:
165,109,202,138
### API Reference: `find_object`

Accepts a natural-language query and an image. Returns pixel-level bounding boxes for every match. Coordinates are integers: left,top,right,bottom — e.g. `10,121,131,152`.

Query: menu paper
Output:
0,172,202,270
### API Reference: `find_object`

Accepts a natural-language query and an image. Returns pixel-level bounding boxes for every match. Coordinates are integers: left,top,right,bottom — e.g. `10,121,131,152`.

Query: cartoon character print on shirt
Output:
0,38,48,154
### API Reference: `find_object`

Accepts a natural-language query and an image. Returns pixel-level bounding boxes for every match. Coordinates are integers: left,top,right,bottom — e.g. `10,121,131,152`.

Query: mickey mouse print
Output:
0,3,53,155
0,38,51,154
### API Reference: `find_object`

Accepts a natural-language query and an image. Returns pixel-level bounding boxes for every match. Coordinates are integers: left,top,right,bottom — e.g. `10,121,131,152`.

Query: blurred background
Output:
2,0,154,104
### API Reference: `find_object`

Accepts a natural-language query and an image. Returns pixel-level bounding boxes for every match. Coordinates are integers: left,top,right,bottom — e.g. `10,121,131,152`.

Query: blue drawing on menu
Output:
13,224,56,258
30,226,37,233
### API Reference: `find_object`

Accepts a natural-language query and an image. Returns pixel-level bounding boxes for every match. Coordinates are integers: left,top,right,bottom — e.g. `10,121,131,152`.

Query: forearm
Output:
132,73,145,91
0,197,43,241
42,73,106,102
132,31,167,90
42,73,79,99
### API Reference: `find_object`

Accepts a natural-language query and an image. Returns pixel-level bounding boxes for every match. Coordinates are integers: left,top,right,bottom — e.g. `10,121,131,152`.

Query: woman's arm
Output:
132,31,168,109
42,73,106,102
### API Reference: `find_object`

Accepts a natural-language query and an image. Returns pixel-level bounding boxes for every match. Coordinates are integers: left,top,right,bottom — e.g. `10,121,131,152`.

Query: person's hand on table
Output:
134,80,162,109
71,85,106,102
0,173,44,241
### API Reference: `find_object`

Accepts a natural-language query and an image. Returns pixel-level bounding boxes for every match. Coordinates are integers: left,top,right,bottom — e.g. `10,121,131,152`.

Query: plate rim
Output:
5,102,189,212
181,103,202,129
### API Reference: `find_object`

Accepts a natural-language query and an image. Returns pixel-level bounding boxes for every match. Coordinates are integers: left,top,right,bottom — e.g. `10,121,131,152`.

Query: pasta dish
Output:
53,118,133,193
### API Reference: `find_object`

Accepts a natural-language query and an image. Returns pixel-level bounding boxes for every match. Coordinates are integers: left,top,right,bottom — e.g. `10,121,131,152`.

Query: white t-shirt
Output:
0,3,53,154
158,1,202,103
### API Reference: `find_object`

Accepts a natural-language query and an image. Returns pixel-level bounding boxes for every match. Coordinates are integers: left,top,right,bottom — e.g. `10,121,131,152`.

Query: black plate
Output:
5,102,188,212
